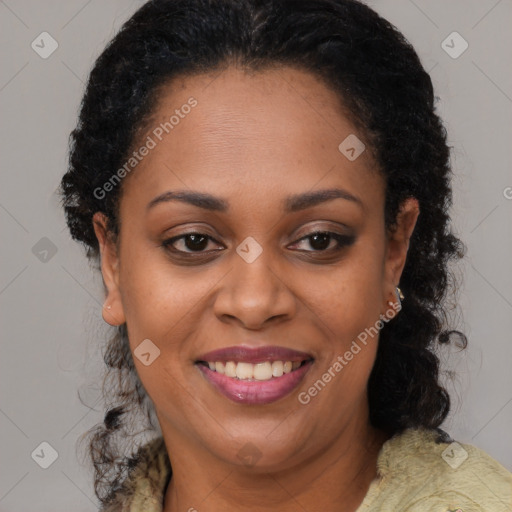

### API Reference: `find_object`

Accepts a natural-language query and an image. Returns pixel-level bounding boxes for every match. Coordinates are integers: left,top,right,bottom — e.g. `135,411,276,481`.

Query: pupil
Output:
186,234,208,251
310,233,330,250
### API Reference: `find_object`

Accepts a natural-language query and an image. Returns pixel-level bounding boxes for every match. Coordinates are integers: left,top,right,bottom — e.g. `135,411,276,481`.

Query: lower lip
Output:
196,360,313,405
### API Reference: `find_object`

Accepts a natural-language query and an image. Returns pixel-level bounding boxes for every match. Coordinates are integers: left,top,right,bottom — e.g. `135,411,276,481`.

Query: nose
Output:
213,249,297,330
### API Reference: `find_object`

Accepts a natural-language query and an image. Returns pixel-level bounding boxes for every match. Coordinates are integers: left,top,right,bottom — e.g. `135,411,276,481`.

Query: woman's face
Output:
94,65,418,470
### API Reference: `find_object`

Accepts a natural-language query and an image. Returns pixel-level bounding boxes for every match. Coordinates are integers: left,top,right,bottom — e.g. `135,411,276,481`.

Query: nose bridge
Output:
213,236,295,328
235,238,277,297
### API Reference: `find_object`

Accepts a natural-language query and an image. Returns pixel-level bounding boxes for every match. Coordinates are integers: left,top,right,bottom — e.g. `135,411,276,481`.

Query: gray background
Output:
1,0,511,510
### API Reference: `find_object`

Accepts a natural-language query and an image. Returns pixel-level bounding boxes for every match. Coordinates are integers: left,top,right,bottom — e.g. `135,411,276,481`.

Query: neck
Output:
161,412,389,512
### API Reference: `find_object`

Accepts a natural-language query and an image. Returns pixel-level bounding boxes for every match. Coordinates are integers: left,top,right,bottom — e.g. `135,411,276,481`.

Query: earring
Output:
104,303,112,310
395,286,404,309
387,287,404,309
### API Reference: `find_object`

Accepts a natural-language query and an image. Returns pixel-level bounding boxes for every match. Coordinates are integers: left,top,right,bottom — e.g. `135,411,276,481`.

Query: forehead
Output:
120,65,382,212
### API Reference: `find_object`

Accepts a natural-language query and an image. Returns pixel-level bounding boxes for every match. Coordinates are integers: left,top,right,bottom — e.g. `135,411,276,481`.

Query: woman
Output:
59,0,512,510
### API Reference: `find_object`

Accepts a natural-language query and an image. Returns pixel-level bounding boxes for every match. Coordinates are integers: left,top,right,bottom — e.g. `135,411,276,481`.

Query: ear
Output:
92,212,126,326
382,197,419,312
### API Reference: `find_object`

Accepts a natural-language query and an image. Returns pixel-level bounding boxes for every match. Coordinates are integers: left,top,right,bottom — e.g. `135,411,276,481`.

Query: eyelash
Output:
161,231,355,256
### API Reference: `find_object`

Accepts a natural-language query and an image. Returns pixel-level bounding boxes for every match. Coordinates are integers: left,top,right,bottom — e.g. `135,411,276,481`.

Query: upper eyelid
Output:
164,220,352,241
166,228,348,241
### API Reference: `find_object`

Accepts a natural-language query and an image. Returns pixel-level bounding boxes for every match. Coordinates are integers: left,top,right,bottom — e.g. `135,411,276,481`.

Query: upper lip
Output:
196,345,314,364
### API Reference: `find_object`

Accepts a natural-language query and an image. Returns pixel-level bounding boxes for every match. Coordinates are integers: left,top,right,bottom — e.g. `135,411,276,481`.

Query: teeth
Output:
224,361,237,378
253,362,272,380
235,362,253,380
205,360,304,381
272,361,283,377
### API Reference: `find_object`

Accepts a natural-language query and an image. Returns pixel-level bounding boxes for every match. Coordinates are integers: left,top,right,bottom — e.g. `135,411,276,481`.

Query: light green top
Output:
102,427,512,511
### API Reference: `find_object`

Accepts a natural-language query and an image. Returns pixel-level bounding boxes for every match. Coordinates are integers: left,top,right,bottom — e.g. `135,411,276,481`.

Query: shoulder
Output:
358,427,512,512
101,436,171,512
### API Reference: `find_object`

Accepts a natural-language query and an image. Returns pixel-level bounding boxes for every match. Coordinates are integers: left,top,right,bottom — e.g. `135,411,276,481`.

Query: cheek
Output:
116,251,188,372
133,360,206,442
117,251,208,426
315,249,385,340
304,241,385,397
117,247,199,351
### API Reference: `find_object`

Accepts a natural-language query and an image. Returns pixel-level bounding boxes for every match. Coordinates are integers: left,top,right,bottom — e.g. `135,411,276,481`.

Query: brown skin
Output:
93,66,419,512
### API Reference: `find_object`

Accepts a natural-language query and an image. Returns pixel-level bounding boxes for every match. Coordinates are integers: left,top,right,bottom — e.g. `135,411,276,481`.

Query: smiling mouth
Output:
196,359,313,381
194,345,315,404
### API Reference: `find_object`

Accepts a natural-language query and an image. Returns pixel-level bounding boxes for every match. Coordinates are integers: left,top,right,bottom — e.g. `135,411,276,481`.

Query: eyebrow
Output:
284,188,363,212
146,187,362,213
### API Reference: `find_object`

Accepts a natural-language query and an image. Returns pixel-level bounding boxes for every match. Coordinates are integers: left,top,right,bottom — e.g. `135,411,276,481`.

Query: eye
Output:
289,231,355,252
162,233,223,254
161,230,355,257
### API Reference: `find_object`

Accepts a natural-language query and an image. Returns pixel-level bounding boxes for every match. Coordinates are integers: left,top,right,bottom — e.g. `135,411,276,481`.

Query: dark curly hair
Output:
59,0,466,506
